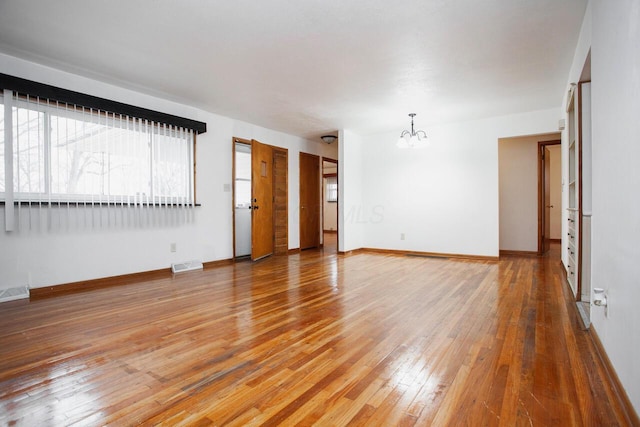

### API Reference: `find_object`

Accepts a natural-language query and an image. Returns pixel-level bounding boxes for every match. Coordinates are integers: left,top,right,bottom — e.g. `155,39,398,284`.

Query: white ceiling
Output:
0,0,587,140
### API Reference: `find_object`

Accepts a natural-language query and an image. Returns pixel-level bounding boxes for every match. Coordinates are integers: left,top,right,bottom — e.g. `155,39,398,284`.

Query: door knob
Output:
546,205,554,208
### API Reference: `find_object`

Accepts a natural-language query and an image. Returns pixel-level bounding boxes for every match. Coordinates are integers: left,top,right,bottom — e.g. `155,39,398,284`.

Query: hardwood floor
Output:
0,244,633,425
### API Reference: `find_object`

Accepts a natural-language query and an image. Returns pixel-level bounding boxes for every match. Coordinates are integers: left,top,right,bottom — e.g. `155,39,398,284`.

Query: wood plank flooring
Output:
0,243,633,425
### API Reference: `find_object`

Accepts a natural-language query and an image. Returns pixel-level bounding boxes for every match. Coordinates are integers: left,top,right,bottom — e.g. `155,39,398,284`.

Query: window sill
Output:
0,201,201,207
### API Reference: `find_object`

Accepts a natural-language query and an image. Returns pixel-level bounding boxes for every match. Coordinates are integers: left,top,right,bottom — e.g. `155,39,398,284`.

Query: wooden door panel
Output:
300,152,320,250
251,140,274,260
273,149,288,255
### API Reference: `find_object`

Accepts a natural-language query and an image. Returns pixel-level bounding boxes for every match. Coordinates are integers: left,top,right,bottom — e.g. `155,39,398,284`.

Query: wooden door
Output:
543,147,551,253
299,152,320,249
251,140,274,260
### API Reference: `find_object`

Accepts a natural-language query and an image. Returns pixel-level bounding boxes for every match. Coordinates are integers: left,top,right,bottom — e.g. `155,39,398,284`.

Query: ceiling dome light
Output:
321,135,337,144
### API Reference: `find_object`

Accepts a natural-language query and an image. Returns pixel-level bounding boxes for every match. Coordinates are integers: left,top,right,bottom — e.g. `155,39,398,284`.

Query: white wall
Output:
0,53,337,290
549,145,562,239
349,109,560,257
338,129,364,252
498,136,540,252
588,0,640,413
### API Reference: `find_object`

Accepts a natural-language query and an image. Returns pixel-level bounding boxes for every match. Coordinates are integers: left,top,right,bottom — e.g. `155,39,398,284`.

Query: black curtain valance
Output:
0,73,207,134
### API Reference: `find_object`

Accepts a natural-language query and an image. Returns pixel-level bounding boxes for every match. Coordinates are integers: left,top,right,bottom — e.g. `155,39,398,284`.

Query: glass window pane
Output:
234,143,252,208
14,105,45,195
235,180,251,207
153,127,188,201
50,114,151,198
235,150,251,180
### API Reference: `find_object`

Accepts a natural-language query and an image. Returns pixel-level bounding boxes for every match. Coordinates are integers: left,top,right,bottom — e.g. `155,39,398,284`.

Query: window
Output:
1,94,194,205
326,176,337,202
1,74,206,232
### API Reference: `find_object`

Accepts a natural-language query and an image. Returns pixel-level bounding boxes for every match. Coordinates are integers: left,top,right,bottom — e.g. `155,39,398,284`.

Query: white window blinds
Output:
1,84,203,232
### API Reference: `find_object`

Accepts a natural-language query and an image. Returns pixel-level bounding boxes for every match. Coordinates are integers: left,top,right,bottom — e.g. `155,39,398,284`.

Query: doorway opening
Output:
538,140,561,256
233,140,252,259
322,158,338,253
498,133,560,256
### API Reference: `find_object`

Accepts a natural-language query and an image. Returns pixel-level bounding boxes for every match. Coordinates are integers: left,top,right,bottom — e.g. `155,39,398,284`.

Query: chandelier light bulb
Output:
397,137,409,148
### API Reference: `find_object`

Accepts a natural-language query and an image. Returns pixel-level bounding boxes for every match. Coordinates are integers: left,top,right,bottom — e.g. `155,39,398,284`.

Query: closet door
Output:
299,152,320,249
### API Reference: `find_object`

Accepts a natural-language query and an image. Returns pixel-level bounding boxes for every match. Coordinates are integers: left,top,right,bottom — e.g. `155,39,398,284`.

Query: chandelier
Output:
397,113,427,148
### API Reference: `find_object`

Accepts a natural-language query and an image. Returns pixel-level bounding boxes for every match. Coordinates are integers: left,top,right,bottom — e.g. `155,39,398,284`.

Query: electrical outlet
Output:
400,233,405,240
170,243,177,252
